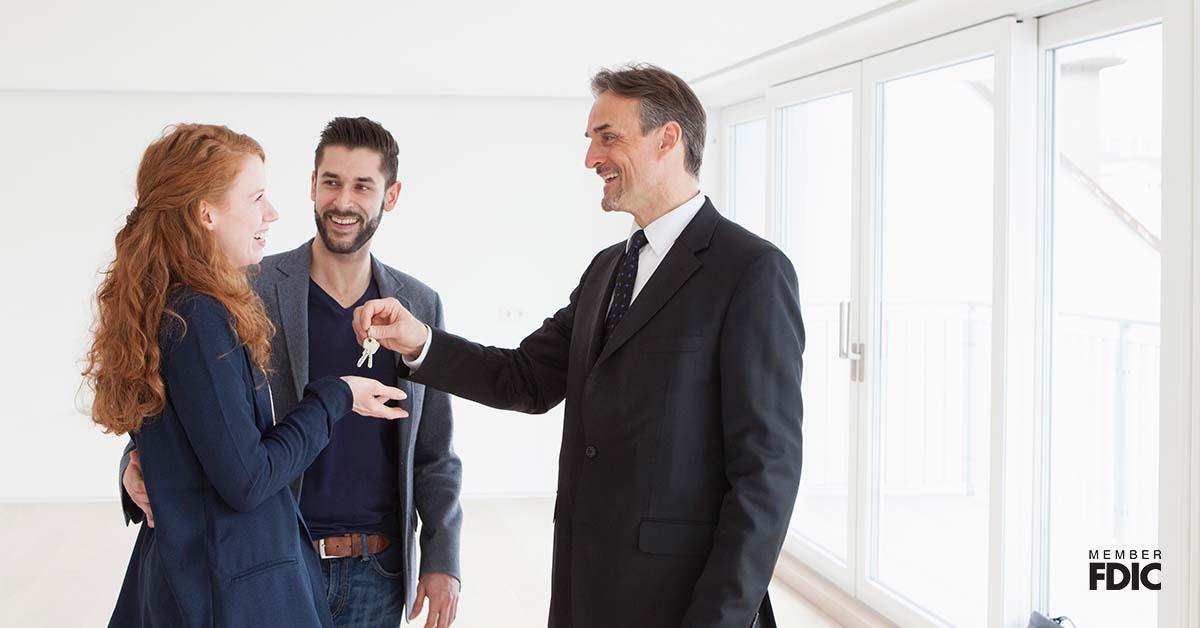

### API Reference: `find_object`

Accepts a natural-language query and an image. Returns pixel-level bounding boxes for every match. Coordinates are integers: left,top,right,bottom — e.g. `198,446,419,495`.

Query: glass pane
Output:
779,91,854,563
1046,24,1161,627
872,56,995,628
730,118,768,238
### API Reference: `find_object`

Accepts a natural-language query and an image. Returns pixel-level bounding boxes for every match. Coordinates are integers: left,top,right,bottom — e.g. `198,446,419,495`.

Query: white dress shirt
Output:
611,190,705,307
405,191,706,370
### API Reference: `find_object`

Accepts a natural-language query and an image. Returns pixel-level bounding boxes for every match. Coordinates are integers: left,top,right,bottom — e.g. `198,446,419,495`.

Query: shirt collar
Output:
627,191,705,256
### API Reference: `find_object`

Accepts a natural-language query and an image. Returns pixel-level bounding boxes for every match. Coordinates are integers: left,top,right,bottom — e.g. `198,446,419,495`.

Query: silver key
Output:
357,337,381,369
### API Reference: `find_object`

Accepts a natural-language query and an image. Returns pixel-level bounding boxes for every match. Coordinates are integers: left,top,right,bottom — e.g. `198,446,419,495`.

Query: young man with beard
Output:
120,117,463,628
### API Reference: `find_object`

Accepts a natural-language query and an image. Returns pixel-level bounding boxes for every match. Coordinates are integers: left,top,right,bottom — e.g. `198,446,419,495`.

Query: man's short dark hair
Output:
590,63,707,177
314,116,400,187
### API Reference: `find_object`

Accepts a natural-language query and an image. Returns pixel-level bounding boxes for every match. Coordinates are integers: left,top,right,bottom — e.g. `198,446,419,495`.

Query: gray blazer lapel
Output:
371,255,410,310
370,256,413,370
371,254,421,608
371,255,418,444
276,242,314,401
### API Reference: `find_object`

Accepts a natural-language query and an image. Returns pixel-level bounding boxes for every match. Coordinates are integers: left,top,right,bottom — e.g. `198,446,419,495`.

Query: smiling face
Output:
584,91,672,216
204,154,277,267
311,145,400,255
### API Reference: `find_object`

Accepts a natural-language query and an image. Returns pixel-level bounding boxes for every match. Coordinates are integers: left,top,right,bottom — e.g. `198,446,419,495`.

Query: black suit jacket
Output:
408,199,804,628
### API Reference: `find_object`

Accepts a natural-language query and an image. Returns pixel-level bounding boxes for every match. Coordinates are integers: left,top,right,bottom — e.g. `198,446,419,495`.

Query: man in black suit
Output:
355,64,804,628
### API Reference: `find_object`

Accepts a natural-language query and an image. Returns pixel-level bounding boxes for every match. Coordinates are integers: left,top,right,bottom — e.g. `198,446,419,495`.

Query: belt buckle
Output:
318,538,331,559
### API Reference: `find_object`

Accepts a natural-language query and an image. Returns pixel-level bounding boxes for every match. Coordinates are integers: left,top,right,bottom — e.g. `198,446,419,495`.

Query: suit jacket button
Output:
584,445,598,459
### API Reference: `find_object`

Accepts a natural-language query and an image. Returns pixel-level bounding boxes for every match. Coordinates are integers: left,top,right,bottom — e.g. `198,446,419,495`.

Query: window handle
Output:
839,301,864,382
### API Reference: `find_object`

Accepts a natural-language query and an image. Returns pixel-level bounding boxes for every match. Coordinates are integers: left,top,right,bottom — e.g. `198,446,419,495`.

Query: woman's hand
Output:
339,376,409,419
123,450,155,527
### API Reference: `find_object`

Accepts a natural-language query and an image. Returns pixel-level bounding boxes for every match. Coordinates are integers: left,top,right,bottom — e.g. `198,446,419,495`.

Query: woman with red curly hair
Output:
84,124,407,628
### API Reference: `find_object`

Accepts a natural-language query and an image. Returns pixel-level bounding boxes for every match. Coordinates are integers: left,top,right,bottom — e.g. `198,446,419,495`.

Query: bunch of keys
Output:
357,337,381,368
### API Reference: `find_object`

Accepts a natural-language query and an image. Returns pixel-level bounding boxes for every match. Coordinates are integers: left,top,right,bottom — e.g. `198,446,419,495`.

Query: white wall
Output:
0,89,633,500
0,0,896,99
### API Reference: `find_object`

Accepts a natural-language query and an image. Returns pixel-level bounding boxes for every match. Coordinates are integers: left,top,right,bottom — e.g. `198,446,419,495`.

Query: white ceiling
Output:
1,0,897,99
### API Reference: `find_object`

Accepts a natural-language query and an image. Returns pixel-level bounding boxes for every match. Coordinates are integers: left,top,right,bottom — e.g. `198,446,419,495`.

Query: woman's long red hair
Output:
84,124,274,435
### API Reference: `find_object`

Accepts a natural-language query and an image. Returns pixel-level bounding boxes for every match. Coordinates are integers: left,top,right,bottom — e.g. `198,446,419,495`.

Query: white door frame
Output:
1161,0,1199,626
858,17,1038,628
1035,2,1167,624
766,63,865,594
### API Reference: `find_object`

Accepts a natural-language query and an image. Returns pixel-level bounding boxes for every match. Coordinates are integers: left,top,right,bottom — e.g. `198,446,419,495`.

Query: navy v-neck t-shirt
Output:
300,278,402,540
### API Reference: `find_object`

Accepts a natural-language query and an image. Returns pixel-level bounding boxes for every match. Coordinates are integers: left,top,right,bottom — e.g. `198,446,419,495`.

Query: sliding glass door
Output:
716,3,1170,624
861,30,1008,627
1039,3,1163,625
768,65,861,590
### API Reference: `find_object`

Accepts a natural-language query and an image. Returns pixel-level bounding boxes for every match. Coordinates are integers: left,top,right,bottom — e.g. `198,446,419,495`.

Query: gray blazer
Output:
121,239,463,613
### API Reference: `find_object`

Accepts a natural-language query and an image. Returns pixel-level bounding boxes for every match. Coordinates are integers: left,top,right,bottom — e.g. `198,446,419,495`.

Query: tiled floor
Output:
0,498,842,627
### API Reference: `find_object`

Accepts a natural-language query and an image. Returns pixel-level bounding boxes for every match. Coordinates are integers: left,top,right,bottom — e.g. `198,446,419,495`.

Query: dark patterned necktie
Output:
604,229,649,342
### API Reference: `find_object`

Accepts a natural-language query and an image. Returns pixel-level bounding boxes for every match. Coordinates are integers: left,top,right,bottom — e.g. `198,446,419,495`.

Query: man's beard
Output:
314,202,384,254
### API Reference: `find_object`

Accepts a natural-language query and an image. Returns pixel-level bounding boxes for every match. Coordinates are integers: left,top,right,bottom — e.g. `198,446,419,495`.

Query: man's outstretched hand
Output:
353,297,429,360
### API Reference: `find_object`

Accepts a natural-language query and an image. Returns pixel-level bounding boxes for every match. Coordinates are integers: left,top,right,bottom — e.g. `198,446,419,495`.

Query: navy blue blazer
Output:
109,290,352,628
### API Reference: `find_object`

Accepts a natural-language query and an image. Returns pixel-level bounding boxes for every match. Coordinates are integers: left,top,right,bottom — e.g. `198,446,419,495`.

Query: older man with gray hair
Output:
356,64,805,628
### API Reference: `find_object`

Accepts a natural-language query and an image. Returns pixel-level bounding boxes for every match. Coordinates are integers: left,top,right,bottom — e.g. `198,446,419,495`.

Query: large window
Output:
773,69,858,572
1042,16,1163,628
725,101,769,238
717,2,1171,625
872,55,996,628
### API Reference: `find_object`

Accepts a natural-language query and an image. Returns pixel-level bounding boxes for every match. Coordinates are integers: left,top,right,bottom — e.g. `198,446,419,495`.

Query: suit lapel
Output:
370,258,419,612
592,200,720,369
592,248,700,369
276,242,314,401
371,257,420,463
370,256,413,374
579,246,623,370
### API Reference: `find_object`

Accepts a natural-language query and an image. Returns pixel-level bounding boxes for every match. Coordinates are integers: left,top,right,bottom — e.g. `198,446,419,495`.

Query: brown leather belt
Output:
313,534,391,559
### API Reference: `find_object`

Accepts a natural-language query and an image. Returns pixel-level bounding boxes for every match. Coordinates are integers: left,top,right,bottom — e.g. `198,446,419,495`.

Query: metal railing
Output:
799,302,1160,515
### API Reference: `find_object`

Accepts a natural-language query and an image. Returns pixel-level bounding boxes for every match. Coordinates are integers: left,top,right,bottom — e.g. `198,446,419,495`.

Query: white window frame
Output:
1035,0,1166,620
715,2,1200,625
858,18,1038,628
765,63,864,594
721,97,769,230
1163,1,1200,624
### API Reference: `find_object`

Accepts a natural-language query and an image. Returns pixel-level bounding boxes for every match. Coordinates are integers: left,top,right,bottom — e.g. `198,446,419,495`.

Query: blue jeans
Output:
319,539,407,628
